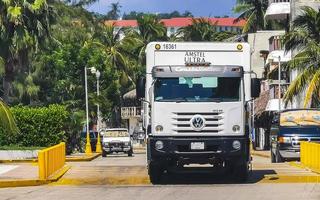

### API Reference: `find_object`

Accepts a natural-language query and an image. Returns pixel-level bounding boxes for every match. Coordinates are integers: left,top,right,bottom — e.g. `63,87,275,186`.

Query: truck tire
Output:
271,149,276,163
275,147,283,163
233,162,249,183
148,162,163,184
128,149,133,157
102,150,107,157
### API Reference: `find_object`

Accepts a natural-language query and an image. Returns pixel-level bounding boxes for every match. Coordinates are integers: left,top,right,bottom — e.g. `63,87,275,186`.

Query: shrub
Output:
6,105,69,147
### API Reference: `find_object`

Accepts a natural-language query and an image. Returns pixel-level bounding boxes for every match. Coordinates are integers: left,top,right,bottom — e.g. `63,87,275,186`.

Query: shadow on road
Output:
158,169,277,185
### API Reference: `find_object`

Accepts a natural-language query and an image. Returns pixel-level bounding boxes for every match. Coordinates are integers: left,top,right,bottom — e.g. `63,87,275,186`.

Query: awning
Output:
266,50,291,65
265,99,285,111
265,2,290,20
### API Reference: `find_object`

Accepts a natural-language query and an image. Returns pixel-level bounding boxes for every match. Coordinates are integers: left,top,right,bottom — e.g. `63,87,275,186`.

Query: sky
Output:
87,0,237,18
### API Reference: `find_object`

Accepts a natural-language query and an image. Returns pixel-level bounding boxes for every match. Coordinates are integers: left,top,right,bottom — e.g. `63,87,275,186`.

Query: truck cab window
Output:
154,77,241,102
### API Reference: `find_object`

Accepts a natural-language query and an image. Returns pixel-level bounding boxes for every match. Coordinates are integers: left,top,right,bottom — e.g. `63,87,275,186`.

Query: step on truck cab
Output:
136,42,260,183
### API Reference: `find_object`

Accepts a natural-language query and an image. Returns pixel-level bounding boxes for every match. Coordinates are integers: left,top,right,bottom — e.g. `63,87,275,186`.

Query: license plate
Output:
191,142,205,150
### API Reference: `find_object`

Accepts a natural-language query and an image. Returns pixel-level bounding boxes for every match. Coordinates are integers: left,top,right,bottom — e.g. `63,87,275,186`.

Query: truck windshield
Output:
154,77,241,102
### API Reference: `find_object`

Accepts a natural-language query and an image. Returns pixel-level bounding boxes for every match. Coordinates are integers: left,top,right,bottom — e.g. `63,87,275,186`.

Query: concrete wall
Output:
248,30,285,78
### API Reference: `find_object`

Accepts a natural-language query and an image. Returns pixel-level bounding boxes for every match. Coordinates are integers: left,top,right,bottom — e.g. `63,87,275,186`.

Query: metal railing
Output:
38,142,66,180
300,142,320,173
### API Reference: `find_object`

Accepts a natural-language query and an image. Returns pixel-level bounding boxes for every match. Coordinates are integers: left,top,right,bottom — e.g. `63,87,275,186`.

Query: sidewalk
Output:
0,163,38,180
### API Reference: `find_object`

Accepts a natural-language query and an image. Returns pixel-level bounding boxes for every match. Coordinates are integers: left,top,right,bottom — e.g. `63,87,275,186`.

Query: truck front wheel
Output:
232,161,249,183
148,162,163,184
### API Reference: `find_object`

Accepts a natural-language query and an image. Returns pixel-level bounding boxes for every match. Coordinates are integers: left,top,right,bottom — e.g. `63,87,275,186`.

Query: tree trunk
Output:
2,60,14,103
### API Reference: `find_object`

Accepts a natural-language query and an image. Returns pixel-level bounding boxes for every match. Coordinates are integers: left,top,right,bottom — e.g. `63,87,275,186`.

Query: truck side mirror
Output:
136,76,146,99
251,78,261,98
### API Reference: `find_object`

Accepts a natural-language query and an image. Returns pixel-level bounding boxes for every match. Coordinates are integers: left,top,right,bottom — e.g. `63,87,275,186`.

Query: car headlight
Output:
232,125,240,133
155,125,163,132
278,137,291,143
104,142,109,146
232,140,241,150
124,142,129,146
155,140,164,150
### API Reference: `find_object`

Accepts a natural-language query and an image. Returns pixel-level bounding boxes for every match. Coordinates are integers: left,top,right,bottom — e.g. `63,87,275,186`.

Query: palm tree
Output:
0,99,19,135
176,18,216,41
233,0,268,33
0,0,52,103
106,2,122,20
122,14,168,66
91,24,134,85
282,7,320,107
175,18,236,42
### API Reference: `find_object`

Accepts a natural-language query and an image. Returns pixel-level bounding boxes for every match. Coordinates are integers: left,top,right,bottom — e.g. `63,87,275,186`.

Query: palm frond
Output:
0,99,19,134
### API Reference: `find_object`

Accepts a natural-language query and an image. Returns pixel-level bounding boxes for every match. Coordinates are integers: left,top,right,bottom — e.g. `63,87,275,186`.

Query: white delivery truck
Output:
136,42,260,183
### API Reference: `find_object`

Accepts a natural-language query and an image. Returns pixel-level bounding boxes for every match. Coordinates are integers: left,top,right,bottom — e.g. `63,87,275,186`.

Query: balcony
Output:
265,0,290,20
121,107,141,119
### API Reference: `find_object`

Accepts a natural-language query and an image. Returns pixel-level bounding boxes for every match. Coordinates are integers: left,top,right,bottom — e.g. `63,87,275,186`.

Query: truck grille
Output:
172,112,224,134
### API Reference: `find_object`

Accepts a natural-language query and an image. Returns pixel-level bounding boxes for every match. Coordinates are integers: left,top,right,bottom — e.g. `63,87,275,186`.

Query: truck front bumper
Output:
148,136,249,165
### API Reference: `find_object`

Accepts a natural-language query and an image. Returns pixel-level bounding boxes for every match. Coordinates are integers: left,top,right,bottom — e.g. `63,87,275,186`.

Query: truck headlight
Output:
232,125,240,133
155,141,164,150
232,140,241,150
155,125,163,132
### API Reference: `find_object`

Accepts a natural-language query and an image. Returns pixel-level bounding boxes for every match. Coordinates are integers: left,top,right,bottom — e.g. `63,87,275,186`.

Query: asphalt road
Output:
0,152,320,200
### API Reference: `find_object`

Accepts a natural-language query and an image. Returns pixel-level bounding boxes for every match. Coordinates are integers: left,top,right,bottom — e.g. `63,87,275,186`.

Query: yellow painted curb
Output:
0,165,71,188
48,165,71,181
262,174,320,183
289,161,320,175
0,159,37,164
0,179,48,188
66,153,101,162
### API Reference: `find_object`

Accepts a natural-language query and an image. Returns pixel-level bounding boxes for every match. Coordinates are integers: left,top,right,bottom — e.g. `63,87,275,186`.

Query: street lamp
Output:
278,56,281,112
95,70,102,153
84,66,92,155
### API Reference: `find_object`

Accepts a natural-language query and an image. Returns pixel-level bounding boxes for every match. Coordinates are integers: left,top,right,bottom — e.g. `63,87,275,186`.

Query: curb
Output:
0,165,71,188
0,153,102,164
289,161,320,175
262,174,320,183
66,153,101,162
0,159,37,164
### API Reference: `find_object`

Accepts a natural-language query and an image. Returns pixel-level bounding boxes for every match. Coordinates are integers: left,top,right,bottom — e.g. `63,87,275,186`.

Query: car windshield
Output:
154,77,241,102
104,130,129,137
280,110,320,127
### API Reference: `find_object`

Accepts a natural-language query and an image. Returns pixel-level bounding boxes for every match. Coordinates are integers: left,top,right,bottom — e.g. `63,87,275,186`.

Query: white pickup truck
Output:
101,128,133,157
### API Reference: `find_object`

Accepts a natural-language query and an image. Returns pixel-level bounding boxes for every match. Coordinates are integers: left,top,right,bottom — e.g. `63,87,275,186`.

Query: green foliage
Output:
283,7,320,107
3,105,69,147
0,100,19,136
233,0,268,33
176,18,236,42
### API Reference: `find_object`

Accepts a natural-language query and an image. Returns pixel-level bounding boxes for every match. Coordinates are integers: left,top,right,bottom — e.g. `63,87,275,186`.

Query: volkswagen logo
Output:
190,115,206,131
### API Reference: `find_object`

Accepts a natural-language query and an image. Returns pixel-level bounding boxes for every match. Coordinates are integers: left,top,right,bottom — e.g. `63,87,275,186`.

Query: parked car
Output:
80,131,101,152
270,109,320,163
100,128,133,157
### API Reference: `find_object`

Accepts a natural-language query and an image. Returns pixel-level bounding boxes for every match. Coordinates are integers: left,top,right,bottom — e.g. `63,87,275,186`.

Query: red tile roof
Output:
105,17,246,28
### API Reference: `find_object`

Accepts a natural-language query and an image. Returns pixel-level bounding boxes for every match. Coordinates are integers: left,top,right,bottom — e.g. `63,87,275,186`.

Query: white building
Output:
105,17,246,39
